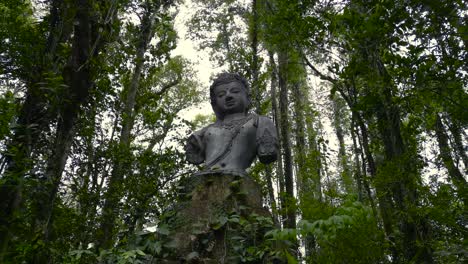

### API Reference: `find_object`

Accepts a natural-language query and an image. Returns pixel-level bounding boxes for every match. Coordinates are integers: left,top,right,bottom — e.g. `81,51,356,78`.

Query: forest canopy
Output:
0,0,466,263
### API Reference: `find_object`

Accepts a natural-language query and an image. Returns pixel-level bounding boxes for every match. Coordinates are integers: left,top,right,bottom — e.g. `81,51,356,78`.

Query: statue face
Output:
212,81,249,117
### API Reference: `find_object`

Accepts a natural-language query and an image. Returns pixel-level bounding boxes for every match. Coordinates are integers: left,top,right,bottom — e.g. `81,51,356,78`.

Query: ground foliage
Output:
0,0,466,263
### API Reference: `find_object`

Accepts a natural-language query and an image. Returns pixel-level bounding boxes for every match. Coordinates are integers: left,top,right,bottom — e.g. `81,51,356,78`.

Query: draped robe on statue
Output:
186,113,278,175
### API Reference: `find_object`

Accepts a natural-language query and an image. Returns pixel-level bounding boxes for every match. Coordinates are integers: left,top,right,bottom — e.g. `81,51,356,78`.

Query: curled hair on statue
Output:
209,72,251,107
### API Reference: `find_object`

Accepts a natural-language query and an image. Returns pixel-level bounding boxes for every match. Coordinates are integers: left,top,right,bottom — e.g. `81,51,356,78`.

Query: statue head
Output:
210,73,250,119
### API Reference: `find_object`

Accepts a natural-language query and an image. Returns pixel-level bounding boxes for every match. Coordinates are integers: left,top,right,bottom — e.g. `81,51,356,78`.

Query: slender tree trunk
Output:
291,62,319,258
332,95,353,193
432,25,467,174
269,52,286,225
352,114,377,211
354,109,398,261
30,1,100,262
292,82,306,196
0,1,74,258
337,79,396,260
350,119,364,201
373,53,433,263
447,120,468,171
222,21,233,71
302,104,322,260
265,165,280,227
307,125,323,203
249,0,279,228
98,3,157,249
277,51,296,231
44,0,92,247
77,104,101,246
250,0,261,113
434,115,467,197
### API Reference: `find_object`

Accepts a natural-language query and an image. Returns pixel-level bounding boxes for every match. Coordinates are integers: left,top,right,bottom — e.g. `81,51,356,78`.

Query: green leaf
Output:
157,225,170,236
186,251,199,260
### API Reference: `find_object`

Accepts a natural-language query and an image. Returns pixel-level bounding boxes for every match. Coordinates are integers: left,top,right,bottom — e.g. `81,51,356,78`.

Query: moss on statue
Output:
153,172,282,263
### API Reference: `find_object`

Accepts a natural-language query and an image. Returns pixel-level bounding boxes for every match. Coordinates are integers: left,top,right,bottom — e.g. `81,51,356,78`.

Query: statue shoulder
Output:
192,125,209,137
256,115,276,131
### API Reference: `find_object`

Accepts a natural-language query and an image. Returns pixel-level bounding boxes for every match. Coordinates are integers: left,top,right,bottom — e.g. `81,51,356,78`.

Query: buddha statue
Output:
185,72,278,175
158,73,281,262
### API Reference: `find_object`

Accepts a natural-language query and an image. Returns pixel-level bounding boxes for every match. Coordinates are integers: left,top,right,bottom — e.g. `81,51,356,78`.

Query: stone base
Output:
155,172,275,263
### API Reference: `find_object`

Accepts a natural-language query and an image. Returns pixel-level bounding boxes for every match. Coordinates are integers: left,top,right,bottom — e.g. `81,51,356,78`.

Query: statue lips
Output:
224,95,239,110
225,100,236,108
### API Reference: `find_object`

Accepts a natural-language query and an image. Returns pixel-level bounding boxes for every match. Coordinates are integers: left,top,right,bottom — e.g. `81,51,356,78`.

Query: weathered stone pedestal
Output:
155,171,276,263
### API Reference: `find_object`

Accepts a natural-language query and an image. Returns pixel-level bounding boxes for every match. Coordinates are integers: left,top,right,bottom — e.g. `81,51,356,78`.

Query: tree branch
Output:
301,54,337,84
155,78,180,97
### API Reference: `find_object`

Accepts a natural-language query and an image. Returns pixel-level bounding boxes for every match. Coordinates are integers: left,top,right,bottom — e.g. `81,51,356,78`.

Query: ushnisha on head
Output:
210,73,250,119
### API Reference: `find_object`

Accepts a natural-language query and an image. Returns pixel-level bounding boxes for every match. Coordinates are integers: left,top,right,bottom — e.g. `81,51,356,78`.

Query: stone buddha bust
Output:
185,73,278,175
158,73,281,262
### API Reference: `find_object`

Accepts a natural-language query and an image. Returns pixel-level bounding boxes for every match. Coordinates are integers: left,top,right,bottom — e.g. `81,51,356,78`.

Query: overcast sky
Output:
171,1,220,120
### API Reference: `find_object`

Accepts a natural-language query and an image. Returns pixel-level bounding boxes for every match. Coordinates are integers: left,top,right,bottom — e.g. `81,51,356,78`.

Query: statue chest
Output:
203,120,257,169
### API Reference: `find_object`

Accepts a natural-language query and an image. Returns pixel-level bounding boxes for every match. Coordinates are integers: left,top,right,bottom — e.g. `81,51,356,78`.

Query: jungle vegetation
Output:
0,0,466,263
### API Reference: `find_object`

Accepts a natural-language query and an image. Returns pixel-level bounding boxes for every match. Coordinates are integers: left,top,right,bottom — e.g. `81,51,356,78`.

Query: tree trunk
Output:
332,95,353,193
354,106,399,262
292,82,306,197
447,120,468,172
373,53,433,263
40,0,94,254
250,0,261,113
337,79,397,261
305,111,322,203
434,115,467,196
350,118,364,201
29,1,99,262
98,3,157,249
0,1,74,258
302,102,322,260
269,51,286,225
265,165,280,227
277,50,296,231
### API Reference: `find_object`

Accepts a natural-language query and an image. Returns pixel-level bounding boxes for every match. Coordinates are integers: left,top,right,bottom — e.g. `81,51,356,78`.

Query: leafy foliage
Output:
0,0,466,263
